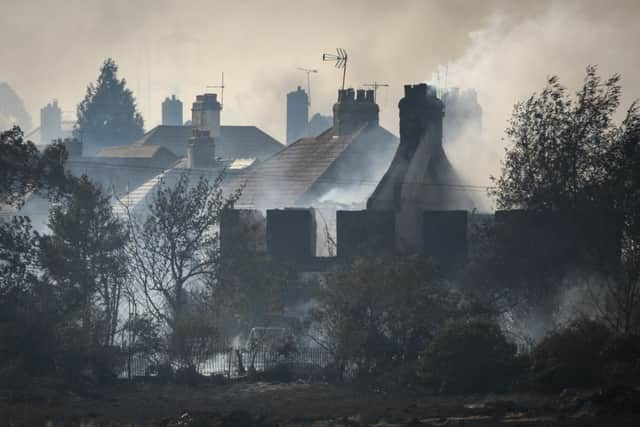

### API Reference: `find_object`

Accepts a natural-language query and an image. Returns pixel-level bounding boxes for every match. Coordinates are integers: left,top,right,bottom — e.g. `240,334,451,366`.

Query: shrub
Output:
602,333,640,386
311,255,483,384
419,320,521,394
530,318,611,392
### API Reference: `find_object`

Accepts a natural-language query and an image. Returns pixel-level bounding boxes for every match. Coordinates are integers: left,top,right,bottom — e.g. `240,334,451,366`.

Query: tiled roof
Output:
96,144,175,159
228,125,398,208
132,125,283,160
218,126,283,160
134,126,190,157
111,159,230,216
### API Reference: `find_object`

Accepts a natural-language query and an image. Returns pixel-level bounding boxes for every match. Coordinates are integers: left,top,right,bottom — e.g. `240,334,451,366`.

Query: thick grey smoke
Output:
441,0,640,195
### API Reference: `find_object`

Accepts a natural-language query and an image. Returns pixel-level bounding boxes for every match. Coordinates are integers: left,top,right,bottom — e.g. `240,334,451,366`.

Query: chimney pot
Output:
365,90,374,102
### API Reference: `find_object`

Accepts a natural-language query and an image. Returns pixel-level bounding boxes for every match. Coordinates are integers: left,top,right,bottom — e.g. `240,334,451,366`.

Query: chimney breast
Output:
188,129,216,169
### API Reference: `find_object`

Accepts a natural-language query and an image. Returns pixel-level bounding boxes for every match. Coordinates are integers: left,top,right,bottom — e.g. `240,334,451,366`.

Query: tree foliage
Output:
75,58,144,150
1,176,128,383
127,172,240,363
489,66,640,336
0,126,68,207
419,320,523,394
40,176,128,347
492,66,625,211
310,255,490,384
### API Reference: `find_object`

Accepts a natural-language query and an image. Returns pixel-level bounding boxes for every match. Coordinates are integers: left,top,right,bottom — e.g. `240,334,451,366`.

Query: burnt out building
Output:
367,83,474,253
220,208,266,258
422,210,468,268
336,210,395,259
266,208,317,263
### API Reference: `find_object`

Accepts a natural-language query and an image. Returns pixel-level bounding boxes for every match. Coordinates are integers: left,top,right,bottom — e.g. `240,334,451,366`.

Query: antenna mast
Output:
206,71,225,109
363,81,389,102
322,48,348,90
296,67,318,106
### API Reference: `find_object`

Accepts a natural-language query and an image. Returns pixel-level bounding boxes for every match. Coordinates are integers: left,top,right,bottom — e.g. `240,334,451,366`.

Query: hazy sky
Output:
1,0,639,185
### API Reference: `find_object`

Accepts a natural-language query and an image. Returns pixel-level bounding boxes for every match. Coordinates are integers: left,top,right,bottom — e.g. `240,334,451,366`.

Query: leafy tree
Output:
0,216,59,382
39,176,128,348
75,58,144,151
217,249,305,340
126,172,240,363
530,318,611,391
605,100,640,334
310,255,489,385
492,66,624,211
419,320,523,394
0,126,68,207
488,66,640,335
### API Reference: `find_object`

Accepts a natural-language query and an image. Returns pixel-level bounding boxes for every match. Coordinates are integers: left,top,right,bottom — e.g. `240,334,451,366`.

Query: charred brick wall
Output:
494,209,621,275
220,208,266,258
336,210,396,259
422,210,468,268
266,208,316,261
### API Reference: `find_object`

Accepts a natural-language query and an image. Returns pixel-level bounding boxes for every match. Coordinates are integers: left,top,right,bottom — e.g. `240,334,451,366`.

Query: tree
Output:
75,58,144,151
39,176,128,348
604,100,640,333
0,126,68,207
0,216,60,382
489,66,640,335
217,249,305,340
310,255,489,385
126,172,240,363
492,66,623,212
419,320,522,394
529,318,612,391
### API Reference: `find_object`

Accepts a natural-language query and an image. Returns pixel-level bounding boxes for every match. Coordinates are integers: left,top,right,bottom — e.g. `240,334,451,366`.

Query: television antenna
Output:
322,48,348,90
363,82,389,102
206,71,225,109
296,67,318,106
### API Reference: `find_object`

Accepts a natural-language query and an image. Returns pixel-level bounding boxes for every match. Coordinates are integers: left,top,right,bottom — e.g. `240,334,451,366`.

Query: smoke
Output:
440,0,640,196
1,0,638,191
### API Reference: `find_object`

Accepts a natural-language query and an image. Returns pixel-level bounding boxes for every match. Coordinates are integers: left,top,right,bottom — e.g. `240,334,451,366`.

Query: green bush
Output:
602,333,640,386
530,319,611,392
418,320,521,394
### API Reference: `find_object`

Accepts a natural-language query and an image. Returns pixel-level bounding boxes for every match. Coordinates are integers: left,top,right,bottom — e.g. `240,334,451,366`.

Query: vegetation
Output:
126,172,240,366
419,320,523,394
0,126,68,206
483,66,640,335
530,319,612,391
75,58,144,150
40,176,128,348
310,255,491,386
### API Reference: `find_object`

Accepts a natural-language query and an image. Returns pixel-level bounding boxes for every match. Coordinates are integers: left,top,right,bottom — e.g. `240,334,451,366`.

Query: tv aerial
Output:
363,82,389,102
206,71,225,109
296,67,318,106
322,48,348,90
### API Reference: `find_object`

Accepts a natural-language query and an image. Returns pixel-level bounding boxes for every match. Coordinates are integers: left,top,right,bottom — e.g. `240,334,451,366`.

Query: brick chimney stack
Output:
192,93,221,138
332,88,379,136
